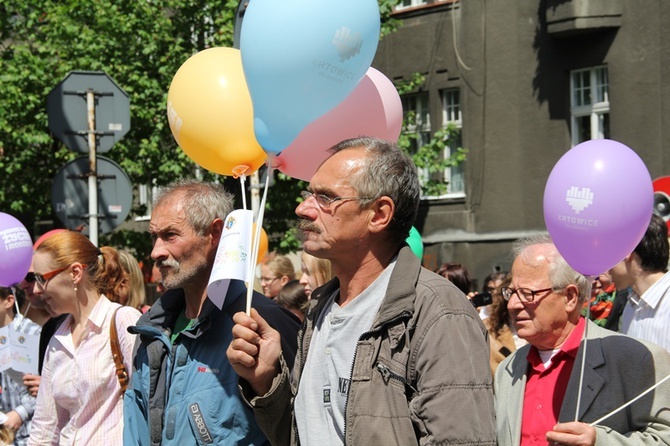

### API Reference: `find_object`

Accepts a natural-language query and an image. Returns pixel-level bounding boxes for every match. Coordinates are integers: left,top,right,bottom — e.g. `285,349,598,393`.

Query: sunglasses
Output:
25,266,71,289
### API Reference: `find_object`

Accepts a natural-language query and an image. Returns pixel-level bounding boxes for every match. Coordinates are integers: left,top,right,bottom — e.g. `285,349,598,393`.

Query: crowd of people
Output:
0,136,668,445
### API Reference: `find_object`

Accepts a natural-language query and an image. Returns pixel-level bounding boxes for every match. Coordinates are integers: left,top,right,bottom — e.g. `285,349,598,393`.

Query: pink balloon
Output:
273,67,402,181
543,139,653,276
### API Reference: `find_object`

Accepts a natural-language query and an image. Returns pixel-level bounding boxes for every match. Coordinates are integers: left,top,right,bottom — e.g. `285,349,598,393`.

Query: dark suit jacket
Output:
495,320,670,445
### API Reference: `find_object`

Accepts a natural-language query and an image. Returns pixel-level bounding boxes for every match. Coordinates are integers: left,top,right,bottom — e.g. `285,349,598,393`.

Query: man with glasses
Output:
227,137,495,445
495,234,670,446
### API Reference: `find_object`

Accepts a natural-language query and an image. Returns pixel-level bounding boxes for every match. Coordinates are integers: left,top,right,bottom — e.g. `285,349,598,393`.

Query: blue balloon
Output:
406,226,424,261
240,0,381,154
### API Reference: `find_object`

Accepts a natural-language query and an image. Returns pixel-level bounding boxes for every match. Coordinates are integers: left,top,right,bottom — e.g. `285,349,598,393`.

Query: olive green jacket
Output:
243,246,496,446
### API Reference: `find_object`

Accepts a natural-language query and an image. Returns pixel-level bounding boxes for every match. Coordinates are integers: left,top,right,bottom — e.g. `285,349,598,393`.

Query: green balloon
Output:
406,226,423,260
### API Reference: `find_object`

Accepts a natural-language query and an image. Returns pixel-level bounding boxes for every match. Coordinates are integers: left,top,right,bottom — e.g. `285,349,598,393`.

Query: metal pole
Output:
86,89,99,246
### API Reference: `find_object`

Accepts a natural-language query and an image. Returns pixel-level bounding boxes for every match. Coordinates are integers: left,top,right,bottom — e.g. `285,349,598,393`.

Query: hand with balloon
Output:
0,213,33,287
543,139,653,276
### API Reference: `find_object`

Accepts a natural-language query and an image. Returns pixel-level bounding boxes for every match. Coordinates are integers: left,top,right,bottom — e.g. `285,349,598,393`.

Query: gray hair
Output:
512,234,590,304
154,179,234,235
329,137,420,242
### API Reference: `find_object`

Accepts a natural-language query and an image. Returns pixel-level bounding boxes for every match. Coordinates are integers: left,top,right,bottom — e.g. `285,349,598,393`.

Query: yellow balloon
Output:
167,47,267,176
252,223,269,265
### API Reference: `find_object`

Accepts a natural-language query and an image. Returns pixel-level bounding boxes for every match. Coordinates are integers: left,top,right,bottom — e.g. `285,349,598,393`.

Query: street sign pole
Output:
86,90,99,246
47,71,131,240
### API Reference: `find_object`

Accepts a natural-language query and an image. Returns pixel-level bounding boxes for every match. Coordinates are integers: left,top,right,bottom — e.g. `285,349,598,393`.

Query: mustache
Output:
157,259,180,269
297,219,321,234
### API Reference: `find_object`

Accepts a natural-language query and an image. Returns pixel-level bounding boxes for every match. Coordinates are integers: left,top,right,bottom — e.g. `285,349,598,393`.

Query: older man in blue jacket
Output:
123,180,300,445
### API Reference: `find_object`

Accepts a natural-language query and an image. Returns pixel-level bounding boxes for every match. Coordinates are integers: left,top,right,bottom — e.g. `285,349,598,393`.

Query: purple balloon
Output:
543,140,653,276
0,213,33,287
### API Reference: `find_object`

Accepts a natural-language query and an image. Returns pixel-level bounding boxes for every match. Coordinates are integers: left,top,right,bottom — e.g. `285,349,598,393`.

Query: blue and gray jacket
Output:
123,280,300,446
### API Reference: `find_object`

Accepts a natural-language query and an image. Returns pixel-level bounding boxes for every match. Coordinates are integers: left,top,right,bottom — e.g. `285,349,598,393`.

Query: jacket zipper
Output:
341,312,412,445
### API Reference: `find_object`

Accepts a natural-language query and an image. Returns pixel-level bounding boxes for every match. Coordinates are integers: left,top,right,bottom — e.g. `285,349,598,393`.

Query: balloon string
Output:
578,276,670,427
239,174,247,210
575,276,593,421
11,286,21,318
589,373,670,426
246,164,273,316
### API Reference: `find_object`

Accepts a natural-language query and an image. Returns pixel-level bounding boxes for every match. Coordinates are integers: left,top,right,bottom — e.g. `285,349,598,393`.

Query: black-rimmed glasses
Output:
501,286,554,303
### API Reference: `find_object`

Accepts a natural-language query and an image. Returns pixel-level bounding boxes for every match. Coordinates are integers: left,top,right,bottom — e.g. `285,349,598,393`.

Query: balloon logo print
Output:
566,187,594,214
544,139,653,276
333,27,362,62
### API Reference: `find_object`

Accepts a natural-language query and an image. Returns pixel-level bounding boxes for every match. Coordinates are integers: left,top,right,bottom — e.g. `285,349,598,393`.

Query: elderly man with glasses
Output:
227,137,495,446
495,234,670,446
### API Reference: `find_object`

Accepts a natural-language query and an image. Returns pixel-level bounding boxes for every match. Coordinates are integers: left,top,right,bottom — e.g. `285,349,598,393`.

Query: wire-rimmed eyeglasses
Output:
299,190,373,210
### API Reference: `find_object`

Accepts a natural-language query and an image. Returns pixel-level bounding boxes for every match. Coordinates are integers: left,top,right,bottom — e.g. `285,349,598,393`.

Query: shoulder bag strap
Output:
110,307,130,392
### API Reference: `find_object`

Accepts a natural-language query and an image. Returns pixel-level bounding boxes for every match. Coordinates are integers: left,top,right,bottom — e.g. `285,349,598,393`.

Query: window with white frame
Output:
402,92,431,152
396,0,428,10
135,184,156,222
441,88,465,195
401,93,431,188
570,66,609,145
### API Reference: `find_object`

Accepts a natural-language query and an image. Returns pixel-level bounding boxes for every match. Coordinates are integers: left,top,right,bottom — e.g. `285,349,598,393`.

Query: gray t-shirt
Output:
294,260,396,445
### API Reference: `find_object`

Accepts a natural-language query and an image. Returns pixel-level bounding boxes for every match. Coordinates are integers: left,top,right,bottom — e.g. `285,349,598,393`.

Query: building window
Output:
401,89,466,199
396,0,428,10
402,92,432,152
134,184,156,222
570,66,609,145
441,88,465,195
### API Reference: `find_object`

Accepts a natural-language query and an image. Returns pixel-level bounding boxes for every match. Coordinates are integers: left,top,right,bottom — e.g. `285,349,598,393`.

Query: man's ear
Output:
368,196,395,234
209,218,224,246
564,284,581,312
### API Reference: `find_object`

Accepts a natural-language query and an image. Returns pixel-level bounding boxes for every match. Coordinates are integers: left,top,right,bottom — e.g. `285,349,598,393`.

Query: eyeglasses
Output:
300,191,373,210
501,286,555,303
31,266,70,290
260,276,280,284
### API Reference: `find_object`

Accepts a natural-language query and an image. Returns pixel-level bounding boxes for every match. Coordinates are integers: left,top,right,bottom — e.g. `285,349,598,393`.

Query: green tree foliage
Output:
0,1,238,239
0,0,404,257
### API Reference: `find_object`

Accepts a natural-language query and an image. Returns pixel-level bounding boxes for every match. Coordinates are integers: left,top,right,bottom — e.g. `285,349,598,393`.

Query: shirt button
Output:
537,404,542,409
326,348,331,355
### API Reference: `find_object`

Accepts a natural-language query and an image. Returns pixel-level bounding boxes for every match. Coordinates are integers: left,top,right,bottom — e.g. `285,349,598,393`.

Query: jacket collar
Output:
135,280,246,338
308,244,420,327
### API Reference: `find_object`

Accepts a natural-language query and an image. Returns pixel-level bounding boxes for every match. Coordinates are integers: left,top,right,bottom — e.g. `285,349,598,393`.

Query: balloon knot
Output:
231,165,250,179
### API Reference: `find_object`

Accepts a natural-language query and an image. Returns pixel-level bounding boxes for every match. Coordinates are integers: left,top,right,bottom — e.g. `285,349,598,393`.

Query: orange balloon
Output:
167,47,267,176
253,223,269,264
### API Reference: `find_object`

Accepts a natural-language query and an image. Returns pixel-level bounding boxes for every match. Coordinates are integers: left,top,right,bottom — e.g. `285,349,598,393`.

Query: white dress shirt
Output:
621,270,670,352
28,296,140,446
